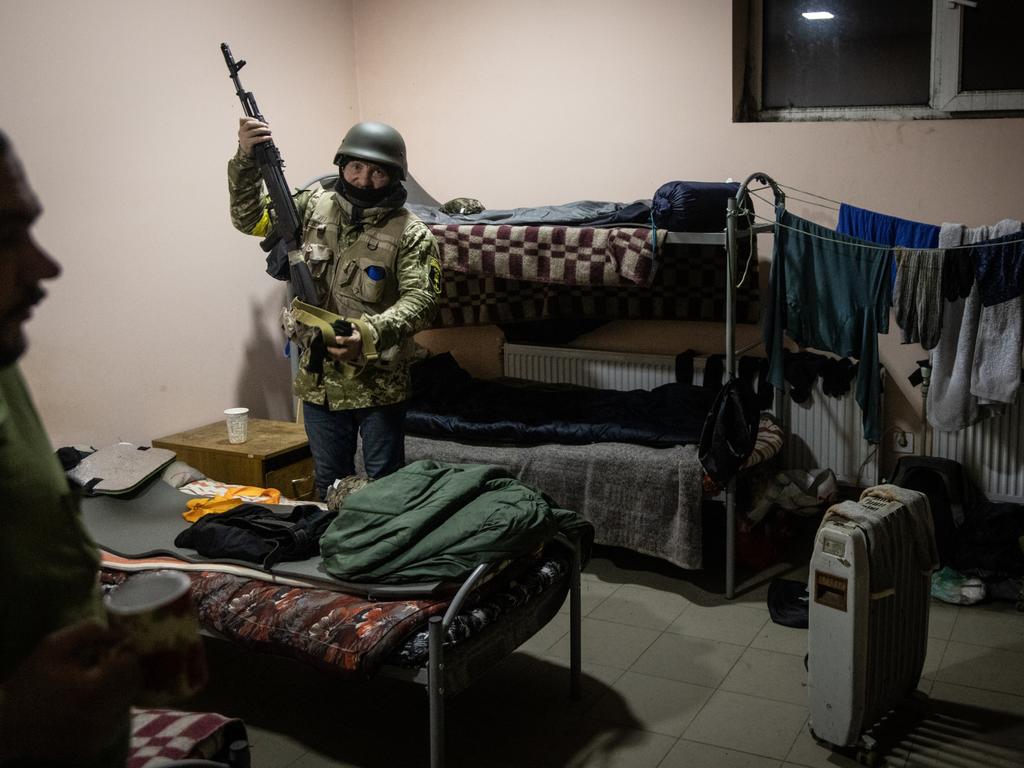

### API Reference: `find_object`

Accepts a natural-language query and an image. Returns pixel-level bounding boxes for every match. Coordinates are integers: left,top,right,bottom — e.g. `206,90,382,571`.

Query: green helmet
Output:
333,121,407,181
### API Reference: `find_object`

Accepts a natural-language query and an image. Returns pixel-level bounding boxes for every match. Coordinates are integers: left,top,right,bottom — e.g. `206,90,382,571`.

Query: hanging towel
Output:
837,203,940,249
941,246,976,300
974,231,1024,308
971,230,1024,404
765,208,891,442
892,247,946,350
971,294,1023,404
928,219,1023,431
838,203,940,289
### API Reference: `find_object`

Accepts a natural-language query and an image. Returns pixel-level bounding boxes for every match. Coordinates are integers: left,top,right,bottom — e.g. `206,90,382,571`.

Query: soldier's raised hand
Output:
238,117,272,156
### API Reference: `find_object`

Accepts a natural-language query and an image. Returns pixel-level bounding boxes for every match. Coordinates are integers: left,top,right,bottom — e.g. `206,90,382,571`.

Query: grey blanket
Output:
400,436,705,569
406,199,652,227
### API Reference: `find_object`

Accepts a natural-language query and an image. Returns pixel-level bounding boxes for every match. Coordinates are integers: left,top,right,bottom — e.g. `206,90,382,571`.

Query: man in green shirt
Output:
0,131,140,765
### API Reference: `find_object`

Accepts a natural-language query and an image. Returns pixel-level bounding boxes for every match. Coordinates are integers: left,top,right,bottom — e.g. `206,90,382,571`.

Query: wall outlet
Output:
893,431,915,454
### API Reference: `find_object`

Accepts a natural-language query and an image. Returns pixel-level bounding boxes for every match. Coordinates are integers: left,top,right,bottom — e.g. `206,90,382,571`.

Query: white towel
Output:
927,219,1022,431
972,295,1023,403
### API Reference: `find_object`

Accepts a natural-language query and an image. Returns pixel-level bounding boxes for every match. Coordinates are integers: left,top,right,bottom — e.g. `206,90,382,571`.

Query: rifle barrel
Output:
221,42,318,306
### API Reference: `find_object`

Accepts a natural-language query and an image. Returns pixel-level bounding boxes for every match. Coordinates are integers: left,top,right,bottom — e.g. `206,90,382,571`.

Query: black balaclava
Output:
336,158,407,212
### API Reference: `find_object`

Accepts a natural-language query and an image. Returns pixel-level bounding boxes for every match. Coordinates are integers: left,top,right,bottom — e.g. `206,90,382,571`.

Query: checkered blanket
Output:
435,239,761,327
128,708,245,767
428,224,660,288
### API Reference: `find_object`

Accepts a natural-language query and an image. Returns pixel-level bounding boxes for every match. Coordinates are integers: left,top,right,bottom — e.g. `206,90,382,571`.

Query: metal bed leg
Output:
427,615,445,768
722,174,784,601
569,537,582,700
725,478,736,600
725,194,739,601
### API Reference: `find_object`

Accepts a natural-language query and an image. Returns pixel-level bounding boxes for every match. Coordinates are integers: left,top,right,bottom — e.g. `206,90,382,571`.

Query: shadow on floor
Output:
584,501,824,607
188,637,641,768
815,692,1024,767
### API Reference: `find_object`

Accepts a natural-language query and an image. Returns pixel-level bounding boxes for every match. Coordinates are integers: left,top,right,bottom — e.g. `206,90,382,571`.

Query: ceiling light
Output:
802,11,835,20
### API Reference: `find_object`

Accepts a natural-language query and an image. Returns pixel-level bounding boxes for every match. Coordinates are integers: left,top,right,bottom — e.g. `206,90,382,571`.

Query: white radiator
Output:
777,378,880,487
930,396,1024,501
503,343,679,391
502,343,878,485
807,492,932,749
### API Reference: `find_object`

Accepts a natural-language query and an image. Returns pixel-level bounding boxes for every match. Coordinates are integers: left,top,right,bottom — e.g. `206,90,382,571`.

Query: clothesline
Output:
743,183,840,212
778,182,842,208
749,171,1024,442
743,190,1024,252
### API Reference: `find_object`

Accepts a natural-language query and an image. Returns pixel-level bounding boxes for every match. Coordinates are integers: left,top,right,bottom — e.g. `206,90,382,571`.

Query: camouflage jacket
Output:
228,148,440,410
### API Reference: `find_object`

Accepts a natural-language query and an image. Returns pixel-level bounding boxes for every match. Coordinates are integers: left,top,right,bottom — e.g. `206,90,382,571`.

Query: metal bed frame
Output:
379,532,583,768
194,533,583,768
663,173,780,599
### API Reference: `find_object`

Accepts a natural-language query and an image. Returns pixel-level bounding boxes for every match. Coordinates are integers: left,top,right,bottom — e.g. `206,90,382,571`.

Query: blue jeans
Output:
302,400,407,498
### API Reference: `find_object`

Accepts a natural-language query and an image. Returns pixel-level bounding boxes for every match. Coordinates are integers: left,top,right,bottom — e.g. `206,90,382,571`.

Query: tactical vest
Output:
300,189,419,364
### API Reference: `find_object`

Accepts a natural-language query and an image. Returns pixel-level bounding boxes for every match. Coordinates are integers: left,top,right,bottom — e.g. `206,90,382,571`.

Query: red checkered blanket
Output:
428,224,661,288
433,239,761,328
129,708,244,767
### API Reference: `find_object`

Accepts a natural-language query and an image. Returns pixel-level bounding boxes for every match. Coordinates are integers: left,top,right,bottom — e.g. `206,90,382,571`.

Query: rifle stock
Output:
221,42,319,306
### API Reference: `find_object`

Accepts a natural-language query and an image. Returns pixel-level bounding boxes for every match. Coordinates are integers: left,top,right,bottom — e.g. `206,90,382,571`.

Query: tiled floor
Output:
191,543,1024,768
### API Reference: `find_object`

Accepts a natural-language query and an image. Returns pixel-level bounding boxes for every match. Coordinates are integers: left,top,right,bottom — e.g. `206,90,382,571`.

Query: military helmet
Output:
333,121,407,181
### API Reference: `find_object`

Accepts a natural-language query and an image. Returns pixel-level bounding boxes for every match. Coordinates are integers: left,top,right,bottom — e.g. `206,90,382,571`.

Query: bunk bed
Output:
401,176,777,598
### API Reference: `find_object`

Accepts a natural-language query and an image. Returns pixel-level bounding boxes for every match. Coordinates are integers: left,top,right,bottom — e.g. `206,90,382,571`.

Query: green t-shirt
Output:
0,365,103,682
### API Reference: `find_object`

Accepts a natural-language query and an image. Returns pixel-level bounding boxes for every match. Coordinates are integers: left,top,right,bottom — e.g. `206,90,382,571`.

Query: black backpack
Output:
699,377,760,487
174,503,336,569
891,456,973,567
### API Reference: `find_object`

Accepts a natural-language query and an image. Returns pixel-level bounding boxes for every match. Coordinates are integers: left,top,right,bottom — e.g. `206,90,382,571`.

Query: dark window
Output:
961,0,1024,91
761,0,932,109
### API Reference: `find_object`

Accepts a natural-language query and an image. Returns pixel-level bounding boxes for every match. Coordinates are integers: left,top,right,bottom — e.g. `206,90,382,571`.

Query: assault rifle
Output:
221,42,319,306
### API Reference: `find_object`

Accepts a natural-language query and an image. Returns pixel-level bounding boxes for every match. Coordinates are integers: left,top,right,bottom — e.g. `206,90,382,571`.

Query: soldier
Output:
229,118,441,499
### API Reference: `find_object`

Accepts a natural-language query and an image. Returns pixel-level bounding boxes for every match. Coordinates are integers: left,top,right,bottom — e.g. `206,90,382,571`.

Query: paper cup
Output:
104,570,207,706
224,407,249,444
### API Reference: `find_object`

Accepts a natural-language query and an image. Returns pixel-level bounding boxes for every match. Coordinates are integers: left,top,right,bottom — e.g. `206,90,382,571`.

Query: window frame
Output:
931,0,1024,112
734,0,1024,122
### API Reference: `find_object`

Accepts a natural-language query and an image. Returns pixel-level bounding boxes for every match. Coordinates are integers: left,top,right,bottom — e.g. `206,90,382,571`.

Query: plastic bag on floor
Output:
931,566,986,605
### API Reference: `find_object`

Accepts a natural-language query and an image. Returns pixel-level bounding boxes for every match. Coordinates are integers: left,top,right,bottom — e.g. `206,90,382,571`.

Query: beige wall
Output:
355,0,1024,472
2,0,357,447
3,0,1022,465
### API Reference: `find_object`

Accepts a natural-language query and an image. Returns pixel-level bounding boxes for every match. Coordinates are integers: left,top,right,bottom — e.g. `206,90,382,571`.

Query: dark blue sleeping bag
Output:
406,353,716,447
652,181,741,232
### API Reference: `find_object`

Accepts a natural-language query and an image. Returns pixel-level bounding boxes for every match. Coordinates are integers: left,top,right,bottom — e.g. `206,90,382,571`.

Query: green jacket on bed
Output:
319,460,592,583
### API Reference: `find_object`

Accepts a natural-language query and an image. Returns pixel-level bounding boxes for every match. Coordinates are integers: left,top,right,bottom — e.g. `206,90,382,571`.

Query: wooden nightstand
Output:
152,418,316,500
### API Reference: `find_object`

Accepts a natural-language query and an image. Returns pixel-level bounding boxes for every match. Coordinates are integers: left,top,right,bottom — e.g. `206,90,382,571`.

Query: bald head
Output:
0,134,61,366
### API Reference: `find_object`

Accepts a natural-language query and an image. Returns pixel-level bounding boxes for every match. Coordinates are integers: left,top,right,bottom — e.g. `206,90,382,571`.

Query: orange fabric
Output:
183,486,282,522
